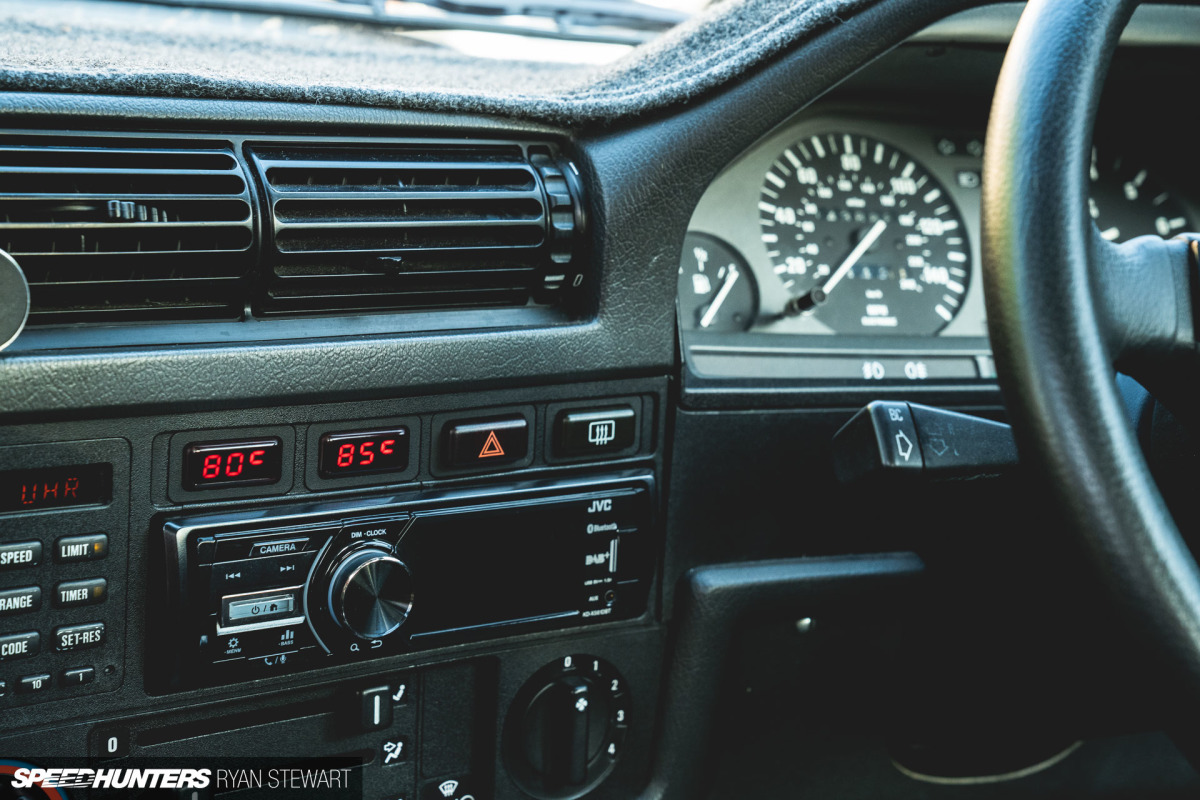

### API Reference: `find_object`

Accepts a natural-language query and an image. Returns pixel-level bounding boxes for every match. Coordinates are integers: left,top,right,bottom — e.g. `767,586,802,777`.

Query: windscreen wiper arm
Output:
114,0,687,45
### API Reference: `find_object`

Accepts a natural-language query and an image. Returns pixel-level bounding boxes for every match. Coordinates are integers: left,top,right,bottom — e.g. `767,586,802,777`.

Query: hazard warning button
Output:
443,416,529,468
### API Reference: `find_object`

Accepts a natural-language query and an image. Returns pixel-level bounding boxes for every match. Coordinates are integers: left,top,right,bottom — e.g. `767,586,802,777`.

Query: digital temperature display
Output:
318,428,409,478
0,463,113,513
183,438,283,490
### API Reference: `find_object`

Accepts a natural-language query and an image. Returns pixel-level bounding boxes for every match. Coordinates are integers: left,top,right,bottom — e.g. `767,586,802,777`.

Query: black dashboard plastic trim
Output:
642,553,925,800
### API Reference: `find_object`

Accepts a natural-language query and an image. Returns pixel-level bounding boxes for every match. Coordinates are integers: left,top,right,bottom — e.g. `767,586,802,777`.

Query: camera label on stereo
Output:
154,474,655,691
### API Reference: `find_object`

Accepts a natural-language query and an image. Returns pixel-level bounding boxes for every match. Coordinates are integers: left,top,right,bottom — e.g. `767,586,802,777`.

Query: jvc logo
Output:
587,499,612,514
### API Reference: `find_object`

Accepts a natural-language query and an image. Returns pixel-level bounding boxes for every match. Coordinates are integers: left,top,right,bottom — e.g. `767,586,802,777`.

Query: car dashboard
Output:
1,2,1199,799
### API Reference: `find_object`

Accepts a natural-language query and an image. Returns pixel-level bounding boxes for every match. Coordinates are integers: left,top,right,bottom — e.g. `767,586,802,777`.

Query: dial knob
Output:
505,655,628,799
328,548,414,640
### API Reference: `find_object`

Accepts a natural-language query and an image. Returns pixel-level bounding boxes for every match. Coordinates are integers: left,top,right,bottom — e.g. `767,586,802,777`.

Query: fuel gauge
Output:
678,232,759,331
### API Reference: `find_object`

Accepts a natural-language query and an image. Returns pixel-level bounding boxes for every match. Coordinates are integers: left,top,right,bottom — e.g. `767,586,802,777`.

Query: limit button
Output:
56,534,108,563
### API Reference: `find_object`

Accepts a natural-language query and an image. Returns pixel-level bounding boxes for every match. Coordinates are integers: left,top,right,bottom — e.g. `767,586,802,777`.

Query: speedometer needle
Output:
782,218,888,317
699,264,740,328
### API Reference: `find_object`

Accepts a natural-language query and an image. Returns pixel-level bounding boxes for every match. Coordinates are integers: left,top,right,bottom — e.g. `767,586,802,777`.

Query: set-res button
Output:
55,622,105,652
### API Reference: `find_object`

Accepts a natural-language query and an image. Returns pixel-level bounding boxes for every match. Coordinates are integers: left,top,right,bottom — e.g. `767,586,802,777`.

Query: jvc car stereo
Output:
151,473,653,691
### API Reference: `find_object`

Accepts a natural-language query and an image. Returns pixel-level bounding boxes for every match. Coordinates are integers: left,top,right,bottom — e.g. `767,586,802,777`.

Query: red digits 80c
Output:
183,439,282,491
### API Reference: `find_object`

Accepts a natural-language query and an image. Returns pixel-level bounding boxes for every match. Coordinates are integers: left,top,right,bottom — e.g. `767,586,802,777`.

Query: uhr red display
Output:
183,438,283,490
318,428,409,478
0,463,112,512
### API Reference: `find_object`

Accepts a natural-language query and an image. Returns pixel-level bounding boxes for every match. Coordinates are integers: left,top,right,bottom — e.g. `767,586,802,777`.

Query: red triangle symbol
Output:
478,430,505,458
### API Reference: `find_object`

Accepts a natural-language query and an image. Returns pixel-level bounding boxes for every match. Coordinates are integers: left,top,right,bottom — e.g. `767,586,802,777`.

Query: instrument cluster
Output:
680,109,1198,384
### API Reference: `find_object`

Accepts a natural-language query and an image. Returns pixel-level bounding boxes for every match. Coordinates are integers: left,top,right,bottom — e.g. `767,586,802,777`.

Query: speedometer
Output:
758,133,970,335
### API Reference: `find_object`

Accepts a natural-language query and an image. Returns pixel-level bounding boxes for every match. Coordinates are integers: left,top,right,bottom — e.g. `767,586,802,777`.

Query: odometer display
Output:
758,133,971,335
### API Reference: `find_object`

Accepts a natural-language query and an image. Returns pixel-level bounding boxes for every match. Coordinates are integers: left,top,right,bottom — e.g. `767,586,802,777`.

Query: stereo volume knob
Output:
328,549,414,640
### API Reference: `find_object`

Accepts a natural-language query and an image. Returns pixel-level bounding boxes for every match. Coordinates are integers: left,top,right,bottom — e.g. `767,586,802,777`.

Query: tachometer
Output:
1089,147,1193,243
758,133,970,335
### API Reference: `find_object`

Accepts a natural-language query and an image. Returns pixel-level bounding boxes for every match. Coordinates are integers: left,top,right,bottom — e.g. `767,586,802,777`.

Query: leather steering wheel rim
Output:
982,0,1200,711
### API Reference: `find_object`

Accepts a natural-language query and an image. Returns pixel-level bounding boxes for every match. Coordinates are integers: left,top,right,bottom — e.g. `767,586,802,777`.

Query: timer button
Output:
54,578,107,609
55,533,108,563
329,549,414,641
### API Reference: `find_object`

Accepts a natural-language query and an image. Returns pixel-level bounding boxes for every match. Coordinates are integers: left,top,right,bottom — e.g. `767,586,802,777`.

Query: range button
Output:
0,586,41,617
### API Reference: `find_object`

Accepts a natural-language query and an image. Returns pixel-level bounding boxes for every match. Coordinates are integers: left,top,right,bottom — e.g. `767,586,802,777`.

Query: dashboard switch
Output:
833,401,923,485
443,416,528,468
55,533,108,563
0,631,39,661
61,666,96,686
0,586,42,616
17,673,51,694
54,578,107,608
0,540,41,570
833,401,1018,484
556,407,636,457
55,622,105,652
361,685,394,732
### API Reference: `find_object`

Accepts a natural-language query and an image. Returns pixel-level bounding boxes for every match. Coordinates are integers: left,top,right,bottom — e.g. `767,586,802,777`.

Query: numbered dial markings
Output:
759,133,971,335
677,232,758,331
1089,147,1193,243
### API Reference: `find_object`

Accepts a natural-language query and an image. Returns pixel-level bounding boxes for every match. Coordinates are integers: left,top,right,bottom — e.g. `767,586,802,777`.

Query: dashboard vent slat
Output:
251,142,584,317
0,136,255,326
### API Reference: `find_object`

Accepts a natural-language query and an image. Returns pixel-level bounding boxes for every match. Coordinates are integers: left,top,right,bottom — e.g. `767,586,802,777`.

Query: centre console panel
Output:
154,473,654,692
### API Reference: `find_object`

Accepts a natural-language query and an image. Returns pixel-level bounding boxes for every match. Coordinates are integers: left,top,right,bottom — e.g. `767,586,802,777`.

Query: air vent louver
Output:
250,143,583,315
0,137,254,325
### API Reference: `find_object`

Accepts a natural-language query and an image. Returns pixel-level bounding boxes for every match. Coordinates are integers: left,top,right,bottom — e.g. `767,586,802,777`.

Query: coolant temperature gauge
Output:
677,232,759,331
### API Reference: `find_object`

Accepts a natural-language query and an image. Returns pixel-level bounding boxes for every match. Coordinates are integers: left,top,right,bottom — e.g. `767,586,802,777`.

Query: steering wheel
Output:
982,0,1200,720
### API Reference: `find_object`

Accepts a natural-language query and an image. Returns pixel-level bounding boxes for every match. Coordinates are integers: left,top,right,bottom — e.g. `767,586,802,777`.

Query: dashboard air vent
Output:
0,137,254,325
249,143,584,315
